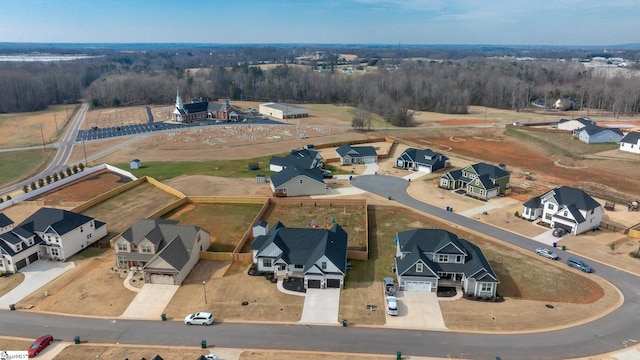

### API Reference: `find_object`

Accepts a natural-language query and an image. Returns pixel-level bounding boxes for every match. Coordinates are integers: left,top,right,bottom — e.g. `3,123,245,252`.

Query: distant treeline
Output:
2,46,640,126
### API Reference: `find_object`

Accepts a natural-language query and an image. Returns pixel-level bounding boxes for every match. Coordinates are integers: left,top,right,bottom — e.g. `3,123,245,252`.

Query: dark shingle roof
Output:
270,166,324,188
18,208,96,236
578,124,623,136
550,186,601,211
154,235,190,271
398,148,448,166
0,213,13,227
336,144,377,158
470,163,509,179
621,131,640,144
183,101,209,113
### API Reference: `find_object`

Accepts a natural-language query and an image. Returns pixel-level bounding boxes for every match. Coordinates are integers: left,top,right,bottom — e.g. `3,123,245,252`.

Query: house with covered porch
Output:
439,162,510,200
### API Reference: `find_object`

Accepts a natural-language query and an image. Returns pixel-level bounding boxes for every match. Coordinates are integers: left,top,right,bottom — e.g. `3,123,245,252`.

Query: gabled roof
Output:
473,174,499,190
559,117,593,126
18,207,95,236
621,131,640,144
182,101,209,113
441,169,462,180
398,148,448,166
0,232,42,256
395,251,439,278
270,149,321,170
397,229,467,256
548,186,601,212
252,222,348,274
120,218,180,245
0,213,13,228
270,166,325,188
577,124,623,136
467,163,509,179
336,144,377,158
150,235,190,271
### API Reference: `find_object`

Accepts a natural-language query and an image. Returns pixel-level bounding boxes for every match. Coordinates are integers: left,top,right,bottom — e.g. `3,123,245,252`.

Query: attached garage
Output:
404,281,432,292
27,252,39,264
307,279,321,289
150,274,175,285
326,279,341,288
417,165,431,173
553,222,573,233
15,258,27,270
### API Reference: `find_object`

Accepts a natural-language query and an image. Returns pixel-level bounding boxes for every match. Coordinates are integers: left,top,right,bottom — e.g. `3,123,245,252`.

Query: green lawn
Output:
115,154,283,181
505,128,619,157
0,149,56,189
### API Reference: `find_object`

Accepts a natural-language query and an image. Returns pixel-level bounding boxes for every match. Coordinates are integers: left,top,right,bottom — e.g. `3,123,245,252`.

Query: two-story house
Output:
395,228,499,297
269,148,323,172
522,186,603,235
251,221,348,289
113,218,209,285
439,162,510,200
0,208,107,273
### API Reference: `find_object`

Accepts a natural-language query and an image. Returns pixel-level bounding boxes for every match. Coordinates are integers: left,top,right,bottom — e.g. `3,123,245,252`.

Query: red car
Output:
27,335,53,357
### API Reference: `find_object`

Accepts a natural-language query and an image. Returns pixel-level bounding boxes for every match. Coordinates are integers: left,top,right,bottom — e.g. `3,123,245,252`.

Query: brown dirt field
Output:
164,175,272,197
29,169,133,206
16,250,136,316
54,344,211,360
0,338,31,352
0,104,78,149
80,182,179,234
163,261,305,323
0,272,25,297
338,282,386,326
239,350,392,360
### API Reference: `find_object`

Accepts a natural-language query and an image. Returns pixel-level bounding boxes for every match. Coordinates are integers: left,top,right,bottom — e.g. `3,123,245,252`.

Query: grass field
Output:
164,203,264,252
116,155,281,181
0,149,56,190
0,104,79,149
0,272,24,297
505,128,619,157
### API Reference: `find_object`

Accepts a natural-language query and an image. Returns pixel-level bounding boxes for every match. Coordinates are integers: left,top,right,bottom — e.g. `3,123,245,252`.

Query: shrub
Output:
79,163,85,171
5,195,10,201
514,211,520,218
30,182,37,191
23,185,29,193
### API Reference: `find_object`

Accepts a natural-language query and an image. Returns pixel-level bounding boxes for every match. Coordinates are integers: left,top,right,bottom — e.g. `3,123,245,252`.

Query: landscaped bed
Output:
164,202,263,252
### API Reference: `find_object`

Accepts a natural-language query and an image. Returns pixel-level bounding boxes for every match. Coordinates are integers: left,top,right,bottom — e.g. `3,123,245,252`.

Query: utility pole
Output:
203,281,207,304
53,113,58,133
82,138,88,166
40,124,46,149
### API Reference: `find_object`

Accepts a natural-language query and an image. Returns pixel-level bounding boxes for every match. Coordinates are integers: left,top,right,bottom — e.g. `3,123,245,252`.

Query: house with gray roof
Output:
439,162,510,200
395,148,449,173
336,144,378,165
0,208,107,273
394,229,498,297
269,148,323,172
113,218,209,285
557,117,595,131
270,166,327,197
619,131,640,154
574,124,624,144
522,186,602,235
251,221,348,289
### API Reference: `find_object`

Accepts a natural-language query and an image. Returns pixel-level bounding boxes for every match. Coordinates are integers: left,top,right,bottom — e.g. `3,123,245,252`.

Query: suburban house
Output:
394,228,499,297
210,99,240,121
0,208,107,273
395,148,449,173
553,98,576,111
620,131,640,154
171,88,211,123
113,218,209,285
270,166,327,197
521,186,603,235
259,102,308,120
251,221,348,289
269,148,323,172
573,124,624,144
439,163,510,200
336,144,378,165
557,117,595,131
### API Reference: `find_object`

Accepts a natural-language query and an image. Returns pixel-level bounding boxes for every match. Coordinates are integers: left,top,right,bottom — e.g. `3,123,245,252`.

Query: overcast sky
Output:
1,0,638,46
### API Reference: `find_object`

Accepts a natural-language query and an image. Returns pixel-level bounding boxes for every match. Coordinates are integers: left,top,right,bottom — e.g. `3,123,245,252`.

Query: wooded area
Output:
1,45,640,126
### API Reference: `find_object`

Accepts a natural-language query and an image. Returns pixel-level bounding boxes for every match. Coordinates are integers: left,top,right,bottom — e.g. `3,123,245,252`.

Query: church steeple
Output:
175,87,183,110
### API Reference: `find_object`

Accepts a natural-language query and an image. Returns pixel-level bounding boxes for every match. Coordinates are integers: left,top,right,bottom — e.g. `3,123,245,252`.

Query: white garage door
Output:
404,281,431,292
417,165,431,173
150,274,174,285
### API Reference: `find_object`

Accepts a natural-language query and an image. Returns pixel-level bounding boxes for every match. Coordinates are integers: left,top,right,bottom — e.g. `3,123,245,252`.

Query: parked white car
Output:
386,296,398,316
184,312,214,325
535,248,559,260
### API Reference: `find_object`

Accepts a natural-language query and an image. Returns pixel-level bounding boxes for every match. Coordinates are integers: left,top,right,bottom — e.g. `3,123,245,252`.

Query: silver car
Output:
184,312,214,325
535,248,559,260
386,296,398,316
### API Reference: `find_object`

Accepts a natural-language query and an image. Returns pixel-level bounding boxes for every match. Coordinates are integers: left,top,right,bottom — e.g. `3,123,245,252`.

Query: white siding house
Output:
620,132,640,154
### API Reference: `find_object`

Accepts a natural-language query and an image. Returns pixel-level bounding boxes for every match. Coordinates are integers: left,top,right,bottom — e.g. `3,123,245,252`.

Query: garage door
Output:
326,279,341,288
417,165,431,173
27,252,39,264
554,223,573,233
150,274,174,285
404,281,431,292
15,258,27,270
307,279,321,289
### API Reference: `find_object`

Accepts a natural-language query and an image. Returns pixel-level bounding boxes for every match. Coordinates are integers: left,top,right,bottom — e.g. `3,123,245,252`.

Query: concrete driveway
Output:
120,284,179,319
299,288,340,325
0,260,75,309
384,291,447,330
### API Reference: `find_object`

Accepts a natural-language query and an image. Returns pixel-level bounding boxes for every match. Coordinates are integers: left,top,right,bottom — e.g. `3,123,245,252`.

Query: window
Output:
321,262,327,270
299,179,304,184
547,203,554,210
263,259,272,267
481,283,492,292
416,263,423,272
563,210,568,216
28,239,34,246
295,264,304,269
438,254,448,262
117,256,126,267
86,234,92,240
141,245,152,253
15,244,21,251
456,255,463,263
117,243,127,251
544,213,552,220
80,226,83,232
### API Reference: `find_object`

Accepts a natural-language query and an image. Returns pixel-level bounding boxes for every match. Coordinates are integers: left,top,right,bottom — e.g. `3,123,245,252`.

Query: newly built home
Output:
574,124,624,144
336,144,378,165
439,162,510,200
113,218,209,285
522,186,603,235
251,221,348,289
394,228,499,297
269,148,323,172
557,117,594,131
0,208,107,273
270,166,327,197
619,132,640,154
395,148,449,173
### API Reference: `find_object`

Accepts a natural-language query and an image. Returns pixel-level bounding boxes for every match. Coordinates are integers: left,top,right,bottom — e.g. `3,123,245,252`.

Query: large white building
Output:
259,102,308,120
620,132,640,154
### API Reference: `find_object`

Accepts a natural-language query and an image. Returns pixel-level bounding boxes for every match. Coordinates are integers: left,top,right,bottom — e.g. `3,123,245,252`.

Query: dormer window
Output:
416,263,423,272
141,245,152,253
547,203,554,210
438,254,448,262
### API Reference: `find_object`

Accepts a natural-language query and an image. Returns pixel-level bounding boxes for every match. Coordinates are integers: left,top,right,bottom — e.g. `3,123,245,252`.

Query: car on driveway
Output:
386,296,398,316
204,355,218,360
383,277,396,295
567,257,593,273
552,227,567,237
535,248,559,260
28,334,53,357
184,312,214,325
